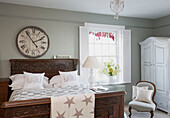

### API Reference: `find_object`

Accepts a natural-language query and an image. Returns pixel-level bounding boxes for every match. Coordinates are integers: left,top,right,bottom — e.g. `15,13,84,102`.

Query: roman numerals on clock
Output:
32,28,35,34
32,51,35,56
16,26,49,58
41,46,45,50
19,40,25,43
20,45,25,51
25,49,29,54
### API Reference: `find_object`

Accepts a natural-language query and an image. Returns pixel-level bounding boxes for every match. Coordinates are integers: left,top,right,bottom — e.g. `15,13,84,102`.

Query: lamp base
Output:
89,83,94,89
89,68,95,88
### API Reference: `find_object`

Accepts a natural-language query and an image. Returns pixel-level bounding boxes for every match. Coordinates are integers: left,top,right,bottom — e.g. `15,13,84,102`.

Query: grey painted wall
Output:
0,3,154,103
153,15,170,37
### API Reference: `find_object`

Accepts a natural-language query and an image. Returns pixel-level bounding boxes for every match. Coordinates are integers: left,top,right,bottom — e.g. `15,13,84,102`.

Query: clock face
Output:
16,26,49,58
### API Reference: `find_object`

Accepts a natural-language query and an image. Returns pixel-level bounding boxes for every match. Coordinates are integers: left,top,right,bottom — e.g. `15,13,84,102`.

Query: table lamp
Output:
82,56,100,88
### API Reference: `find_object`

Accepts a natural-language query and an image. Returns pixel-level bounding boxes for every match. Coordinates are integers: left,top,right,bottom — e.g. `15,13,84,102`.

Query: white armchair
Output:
128,81,157,118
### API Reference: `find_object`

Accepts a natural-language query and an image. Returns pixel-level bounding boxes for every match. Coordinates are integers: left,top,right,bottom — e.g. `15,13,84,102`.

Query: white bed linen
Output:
9,85,93,101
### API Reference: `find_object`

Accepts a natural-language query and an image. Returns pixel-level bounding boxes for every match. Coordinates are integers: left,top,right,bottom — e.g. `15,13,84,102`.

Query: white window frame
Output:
79,23,131,85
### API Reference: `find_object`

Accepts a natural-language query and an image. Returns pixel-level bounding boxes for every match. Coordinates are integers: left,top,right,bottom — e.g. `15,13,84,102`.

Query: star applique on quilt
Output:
82,95,92,106
64,97,75,108
56,111,65,118
73,108,83,118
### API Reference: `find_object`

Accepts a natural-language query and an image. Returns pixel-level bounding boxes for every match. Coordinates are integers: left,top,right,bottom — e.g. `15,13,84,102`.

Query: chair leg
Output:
150,111,154,118
128,106,132,118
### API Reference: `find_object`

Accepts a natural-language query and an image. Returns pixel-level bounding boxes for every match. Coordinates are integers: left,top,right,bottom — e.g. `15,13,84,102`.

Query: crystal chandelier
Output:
110,0,124,20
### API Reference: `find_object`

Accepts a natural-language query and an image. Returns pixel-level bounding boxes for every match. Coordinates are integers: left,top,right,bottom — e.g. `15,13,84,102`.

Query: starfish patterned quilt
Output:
9,85,94,101
51,93,95,118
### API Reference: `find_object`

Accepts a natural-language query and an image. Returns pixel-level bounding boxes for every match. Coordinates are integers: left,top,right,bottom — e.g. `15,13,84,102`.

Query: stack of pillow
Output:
132,86,154,104
9,71,80,90
9,72,49,90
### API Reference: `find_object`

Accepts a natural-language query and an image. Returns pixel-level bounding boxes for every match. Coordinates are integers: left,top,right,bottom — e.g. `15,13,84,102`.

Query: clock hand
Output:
34,36,45,42
25,31,38,48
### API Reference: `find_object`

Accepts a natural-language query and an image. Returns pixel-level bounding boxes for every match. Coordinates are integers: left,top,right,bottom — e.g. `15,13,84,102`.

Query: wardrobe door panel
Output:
155,44,167,98
144,46,151,64
155,66,165,92
155,46,164,64
144,64,152,81
142,44,153,81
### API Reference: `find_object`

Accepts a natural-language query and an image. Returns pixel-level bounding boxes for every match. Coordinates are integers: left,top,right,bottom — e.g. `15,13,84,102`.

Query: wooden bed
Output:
1,59,125,118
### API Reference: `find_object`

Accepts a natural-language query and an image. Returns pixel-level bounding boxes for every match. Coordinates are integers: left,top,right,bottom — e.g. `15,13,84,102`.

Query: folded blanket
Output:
51,93,95,118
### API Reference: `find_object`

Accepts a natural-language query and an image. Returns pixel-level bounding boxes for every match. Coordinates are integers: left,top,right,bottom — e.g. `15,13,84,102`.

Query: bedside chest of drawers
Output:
0,78,9,118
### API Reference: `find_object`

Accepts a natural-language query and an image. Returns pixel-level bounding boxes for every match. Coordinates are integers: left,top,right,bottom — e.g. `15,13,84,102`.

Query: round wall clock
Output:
16,26,49,58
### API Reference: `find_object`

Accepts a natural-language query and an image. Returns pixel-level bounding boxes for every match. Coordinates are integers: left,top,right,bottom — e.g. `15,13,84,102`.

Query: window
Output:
88,31,117,61
79,23,131,85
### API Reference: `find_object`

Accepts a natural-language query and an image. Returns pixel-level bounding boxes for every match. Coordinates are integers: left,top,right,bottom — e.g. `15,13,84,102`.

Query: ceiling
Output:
0,0,170,19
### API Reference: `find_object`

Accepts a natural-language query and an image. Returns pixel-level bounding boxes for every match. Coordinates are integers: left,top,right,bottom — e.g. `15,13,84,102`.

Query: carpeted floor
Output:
124,105,170,118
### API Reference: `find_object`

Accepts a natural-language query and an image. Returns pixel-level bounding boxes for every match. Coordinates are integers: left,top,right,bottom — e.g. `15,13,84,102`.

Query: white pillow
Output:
135,89,153,104
23,72,45,89
50,75,62,88
132,86,148,100
9,74,50,90
9,74,25,90
59,71,80,87
43,76,51,88
59,70,78,75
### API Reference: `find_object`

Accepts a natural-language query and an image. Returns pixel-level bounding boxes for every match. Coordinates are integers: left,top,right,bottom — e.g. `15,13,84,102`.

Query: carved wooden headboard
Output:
10,59,78,78
8,59,78,99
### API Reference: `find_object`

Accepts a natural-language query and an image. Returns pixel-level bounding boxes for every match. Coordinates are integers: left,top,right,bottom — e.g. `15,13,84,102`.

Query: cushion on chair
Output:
135,89,153,104
129,100,156,112
136,82,155,100
132,86,148,100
